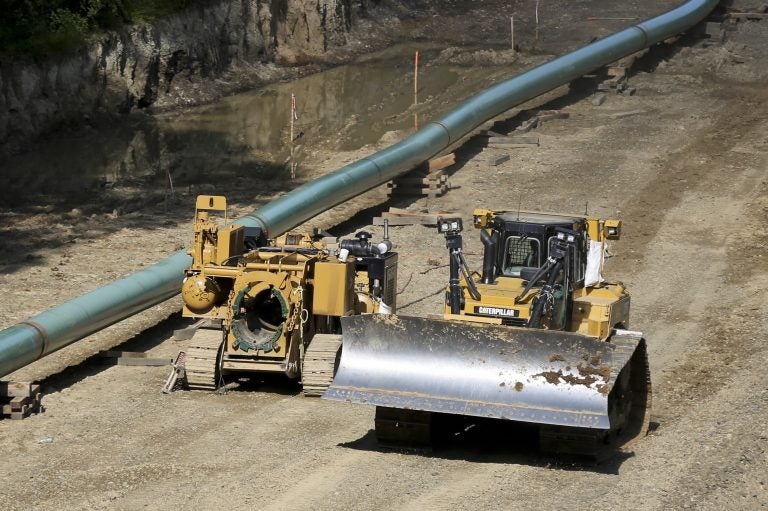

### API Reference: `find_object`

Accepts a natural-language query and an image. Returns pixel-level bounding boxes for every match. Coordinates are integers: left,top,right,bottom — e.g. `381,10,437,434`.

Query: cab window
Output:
502,236,540,277
547,235,584,284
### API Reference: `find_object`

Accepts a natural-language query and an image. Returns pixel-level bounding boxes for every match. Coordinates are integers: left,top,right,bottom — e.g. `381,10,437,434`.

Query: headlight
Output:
437,217,463,234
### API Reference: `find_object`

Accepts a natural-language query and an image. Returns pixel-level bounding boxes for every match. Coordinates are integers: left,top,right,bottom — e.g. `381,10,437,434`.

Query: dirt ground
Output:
1,2,767,510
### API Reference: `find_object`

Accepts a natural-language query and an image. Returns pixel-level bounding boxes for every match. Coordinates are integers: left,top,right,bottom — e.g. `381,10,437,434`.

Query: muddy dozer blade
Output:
325,314,650,439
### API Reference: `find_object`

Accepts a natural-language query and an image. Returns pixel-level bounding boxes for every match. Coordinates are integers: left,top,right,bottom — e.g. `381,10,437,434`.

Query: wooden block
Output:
117,357,172,367
1,384,42,419
607,66,627,78
515,117,539,133
704,21,723,36
0,382,39,397
392,175,447,186
388,185,448,197
390,181,443,191
428,153,455,172
10,396,28,411
425,189,448,198
488,154,510,166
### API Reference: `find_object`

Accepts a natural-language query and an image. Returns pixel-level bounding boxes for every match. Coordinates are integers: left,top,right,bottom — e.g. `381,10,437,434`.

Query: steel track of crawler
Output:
185,328,224,391
302,333,343,397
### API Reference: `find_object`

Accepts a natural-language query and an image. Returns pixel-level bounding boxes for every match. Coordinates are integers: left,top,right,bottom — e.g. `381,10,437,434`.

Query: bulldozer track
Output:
539,331,651,460
301,333,342,396
374,407,434,448
185,327,224,391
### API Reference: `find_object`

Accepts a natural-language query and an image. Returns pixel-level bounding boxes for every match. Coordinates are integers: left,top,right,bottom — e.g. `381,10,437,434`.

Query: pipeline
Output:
0,0,718,378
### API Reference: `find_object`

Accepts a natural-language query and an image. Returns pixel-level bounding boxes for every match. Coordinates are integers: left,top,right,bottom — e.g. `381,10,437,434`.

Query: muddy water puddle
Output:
1,43,519,209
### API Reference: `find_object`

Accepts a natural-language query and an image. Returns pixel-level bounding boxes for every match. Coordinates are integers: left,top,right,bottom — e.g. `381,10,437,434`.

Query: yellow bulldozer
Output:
176,195,397,395
324,209,652,458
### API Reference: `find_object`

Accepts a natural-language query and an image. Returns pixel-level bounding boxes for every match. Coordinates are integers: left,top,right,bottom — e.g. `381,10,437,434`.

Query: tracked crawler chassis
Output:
179,195,397,395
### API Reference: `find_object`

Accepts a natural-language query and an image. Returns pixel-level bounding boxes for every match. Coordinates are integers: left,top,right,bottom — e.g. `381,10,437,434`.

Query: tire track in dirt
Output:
396,462,508,511
612,83,768,421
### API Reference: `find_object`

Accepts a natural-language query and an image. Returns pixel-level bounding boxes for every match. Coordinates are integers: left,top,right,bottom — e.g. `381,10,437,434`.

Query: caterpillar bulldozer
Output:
324,209,652,458
177,195,397,395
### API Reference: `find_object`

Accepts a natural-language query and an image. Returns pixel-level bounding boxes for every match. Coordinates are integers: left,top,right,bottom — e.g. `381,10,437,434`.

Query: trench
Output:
0,43,526,211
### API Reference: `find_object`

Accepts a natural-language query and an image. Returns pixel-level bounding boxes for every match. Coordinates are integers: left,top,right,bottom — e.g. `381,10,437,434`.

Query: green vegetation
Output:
0,0,202,56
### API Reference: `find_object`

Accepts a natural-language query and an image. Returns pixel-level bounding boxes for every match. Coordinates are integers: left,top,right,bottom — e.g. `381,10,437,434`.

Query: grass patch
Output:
0,0,207,56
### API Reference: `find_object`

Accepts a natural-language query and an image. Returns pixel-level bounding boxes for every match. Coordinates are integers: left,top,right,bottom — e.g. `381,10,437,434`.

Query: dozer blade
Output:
325,314,650,452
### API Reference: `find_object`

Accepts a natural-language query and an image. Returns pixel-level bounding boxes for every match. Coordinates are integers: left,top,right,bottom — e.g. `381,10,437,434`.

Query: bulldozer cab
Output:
489,211,588,288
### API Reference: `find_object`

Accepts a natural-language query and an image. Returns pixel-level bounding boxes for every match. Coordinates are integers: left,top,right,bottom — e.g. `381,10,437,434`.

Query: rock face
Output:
0,0,399,156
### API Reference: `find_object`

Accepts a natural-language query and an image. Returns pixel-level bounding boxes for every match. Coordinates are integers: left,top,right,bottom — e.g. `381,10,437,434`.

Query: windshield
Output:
502,236,540,277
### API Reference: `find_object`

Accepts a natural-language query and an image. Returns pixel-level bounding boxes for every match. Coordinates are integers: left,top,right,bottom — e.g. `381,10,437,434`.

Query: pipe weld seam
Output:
630,24,650,48
19,320,50,359
361,156,383,179
245,213,269,232
429,121,453,146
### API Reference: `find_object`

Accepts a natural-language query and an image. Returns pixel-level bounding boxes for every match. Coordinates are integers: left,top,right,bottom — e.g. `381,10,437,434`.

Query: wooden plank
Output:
375,216,437,226
488,154,511,166
390,182,444,191
728,12,768,20
610,109,646,119
537,110,570,121
383,208,455,218
385,207,416,216
99,351,149,358
382,212,438,222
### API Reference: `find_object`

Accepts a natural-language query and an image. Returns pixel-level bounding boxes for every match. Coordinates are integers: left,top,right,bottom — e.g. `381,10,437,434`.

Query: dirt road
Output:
1,5,767,511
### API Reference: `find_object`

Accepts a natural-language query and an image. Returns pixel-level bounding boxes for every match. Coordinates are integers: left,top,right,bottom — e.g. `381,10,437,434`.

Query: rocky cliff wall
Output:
0,0,402,156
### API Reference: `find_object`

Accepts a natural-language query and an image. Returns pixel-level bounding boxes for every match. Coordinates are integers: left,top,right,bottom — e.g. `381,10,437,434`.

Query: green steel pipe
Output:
0,0,717,378
243,0,718,235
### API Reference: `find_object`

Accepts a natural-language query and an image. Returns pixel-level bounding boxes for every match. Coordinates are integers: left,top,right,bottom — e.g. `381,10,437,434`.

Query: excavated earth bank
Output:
1,1,767,510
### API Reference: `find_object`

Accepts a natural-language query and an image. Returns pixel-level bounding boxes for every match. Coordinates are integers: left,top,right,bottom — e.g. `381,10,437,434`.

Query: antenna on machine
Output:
585,201,589,215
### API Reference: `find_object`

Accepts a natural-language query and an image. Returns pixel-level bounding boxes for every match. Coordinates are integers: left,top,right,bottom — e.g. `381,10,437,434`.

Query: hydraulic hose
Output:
0,0,718,378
